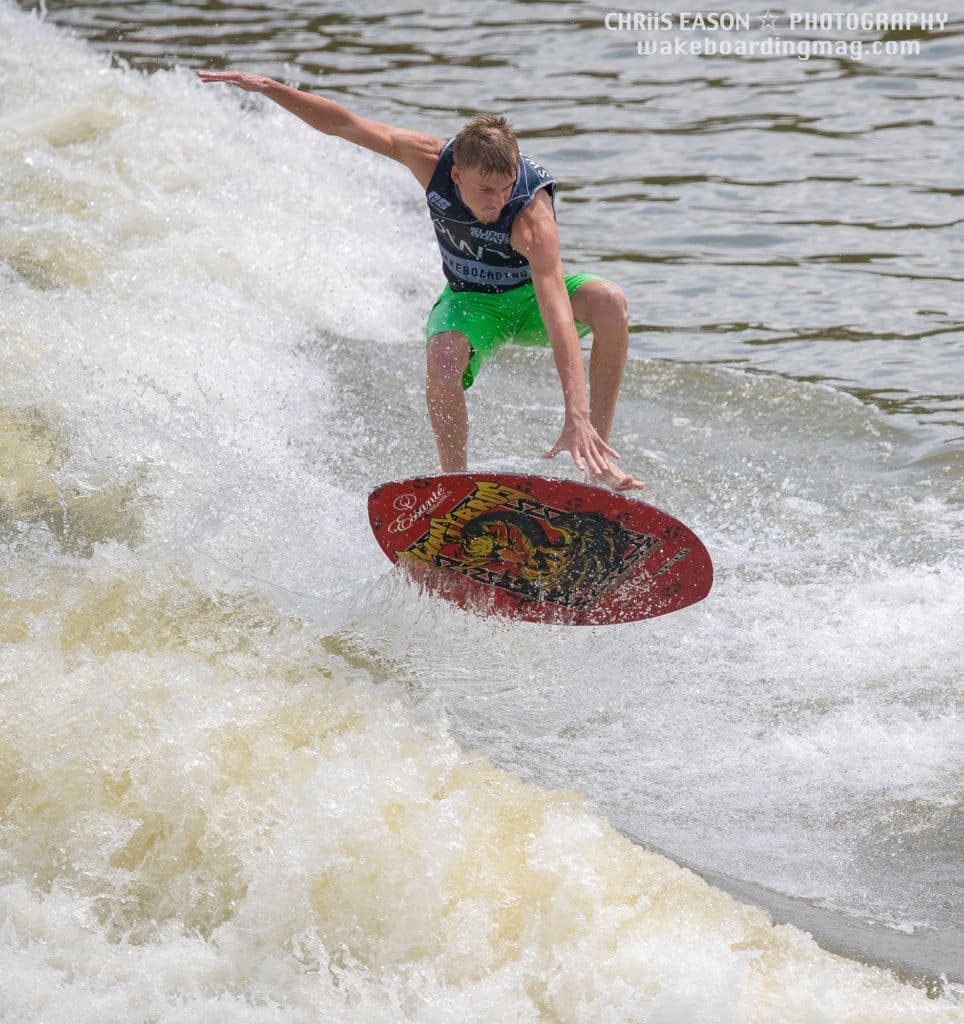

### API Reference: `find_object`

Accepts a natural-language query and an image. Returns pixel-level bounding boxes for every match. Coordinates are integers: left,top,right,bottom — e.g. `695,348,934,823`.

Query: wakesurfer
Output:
196,70,643,491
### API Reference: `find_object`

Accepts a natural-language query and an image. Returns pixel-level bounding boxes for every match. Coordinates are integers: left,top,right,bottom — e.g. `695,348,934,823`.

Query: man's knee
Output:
426,331,471,387
573,280,628,332
593,282,628,330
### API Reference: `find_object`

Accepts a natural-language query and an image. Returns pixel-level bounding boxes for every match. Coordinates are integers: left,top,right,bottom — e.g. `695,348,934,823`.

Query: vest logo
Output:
427,191,452,210
470,226,509,244
432,217,485,259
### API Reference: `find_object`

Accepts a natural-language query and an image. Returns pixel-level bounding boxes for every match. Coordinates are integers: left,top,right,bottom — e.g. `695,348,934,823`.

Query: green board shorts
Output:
424,272,603,390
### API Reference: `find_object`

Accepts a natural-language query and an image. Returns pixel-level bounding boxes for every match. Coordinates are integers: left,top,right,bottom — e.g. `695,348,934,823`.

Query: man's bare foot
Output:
590,460,644,491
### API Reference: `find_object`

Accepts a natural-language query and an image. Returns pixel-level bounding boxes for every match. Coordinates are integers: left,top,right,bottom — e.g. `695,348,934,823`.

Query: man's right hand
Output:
196,70,273,93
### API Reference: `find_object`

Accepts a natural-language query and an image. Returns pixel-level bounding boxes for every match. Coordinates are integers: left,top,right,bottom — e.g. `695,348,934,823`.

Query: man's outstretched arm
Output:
196,71,443,188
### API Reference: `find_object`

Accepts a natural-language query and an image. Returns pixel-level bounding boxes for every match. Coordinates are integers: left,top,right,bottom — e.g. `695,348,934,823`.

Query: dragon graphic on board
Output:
398,481,660,609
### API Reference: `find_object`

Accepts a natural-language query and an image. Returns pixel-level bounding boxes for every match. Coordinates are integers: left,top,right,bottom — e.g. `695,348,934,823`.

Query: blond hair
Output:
452,114,519,177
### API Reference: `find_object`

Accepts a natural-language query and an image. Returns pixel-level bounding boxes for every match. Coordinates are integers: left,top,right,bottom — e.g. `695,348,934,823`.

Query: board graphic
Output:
368,474,713,625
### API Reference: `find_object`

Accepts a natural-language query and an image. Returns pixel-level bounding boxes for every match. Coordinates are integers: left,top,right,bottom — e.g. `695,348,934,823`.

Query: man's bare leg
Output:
570,280,644,490
426,330,471,472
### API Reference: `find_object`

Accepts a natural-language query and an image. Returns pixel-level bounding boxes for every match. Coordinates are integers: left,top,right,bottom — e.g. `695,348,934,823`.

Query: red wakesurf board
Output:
367,473,712,625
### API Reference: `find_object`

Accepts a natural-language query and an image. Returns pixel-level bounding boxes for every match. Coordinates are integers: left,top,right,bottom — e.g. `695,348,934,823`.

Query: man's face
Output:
451,164,517,224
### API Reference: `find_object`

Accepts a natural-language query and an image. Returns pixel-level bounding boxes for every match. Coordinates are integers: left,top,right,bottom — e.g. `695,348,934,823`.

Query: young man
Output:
197,71,642,490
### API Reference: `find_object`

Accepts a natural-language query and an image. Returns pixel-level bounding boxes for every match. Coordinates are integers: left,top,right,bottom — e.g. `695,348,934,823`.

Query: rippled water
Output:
2,1,963,1020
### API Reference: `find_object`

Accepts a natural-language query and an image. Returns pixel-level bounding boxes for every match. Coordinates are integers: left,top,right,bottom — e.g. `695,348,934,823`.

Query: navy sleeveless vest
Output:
425,139,556,293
